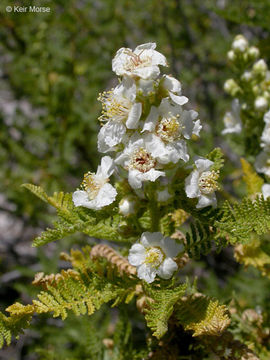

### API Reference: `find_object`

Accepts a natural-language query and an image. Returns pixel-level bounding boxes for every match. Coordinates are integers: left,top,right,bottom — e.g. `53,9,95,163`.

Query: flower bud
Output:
248,46,259,59
232,35,248,53
227,50,236,61
254,96,268,111
119,198,135,216
253,59,267,74
224,79,240,96
241,71,252,82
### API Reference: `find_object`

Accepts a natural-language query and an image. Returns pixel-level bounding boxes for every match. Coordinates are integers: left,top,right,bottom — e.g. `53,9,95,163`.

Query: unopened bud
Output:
232,35,248,53
224,79,240,96
119,198,135,216
241,71,252,82
248,46,259,59
227,50,236,61
255,96,268,111
253,59,267,74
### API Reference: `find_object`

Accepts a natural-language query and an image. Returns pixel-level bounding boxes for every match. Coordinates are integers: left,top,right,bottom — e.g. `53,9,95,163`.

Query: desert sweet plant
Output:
1,40,270,359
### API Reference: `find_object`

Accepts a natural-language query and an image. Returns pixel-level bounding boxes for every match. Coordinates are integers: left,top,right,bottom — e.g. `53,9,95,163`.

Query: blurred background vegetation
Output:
1,0,270,358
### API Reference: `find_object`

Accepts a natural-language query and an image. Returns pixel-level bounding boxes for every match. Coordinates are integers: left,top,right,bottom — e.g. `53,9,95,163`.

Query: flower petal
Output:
96,156,115,178
126,103,142,129
185,170,200,198
72,190,90,207
128,244,146,266
169,92,188,106
142,106,159,133
262,184,270,200
137,263,157,283
161,237,184,258
98,121,126,153
157,258,178,280
196,194,217,209
141,232,163,247
94,183,117,209
194,157,213,173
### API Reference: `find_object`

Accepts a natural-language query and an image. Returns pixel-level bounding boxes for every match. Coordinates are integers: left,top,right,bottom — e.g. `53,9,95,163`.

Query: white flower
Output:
128,232,183,283
222,99,242,135
142,98,201,164
185,157,219,209
161,75,188,106
119,198,135,216
97,78,142,152
255,96,268,112
72,156,117,210
112,42,168,80
115,133,165,189
262,184,270,200
261,110,270,148
253,59,267,74
255,150,270,177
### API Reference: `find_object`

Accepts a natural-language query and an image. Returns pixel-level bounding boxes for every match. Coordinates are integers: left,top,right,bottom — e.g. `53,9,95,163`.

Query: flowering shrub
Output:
1,38,270,359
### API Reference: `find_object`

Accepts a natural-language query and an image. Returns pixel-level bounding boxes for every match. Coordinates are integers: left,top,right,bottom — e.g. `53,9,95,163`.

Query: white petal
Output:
128,244,146,266
141,232,163,247
161,237,184,258
98,122,126,153
137,263,157,283
255,151,270,177
193,119,202,136
142,106,159,133
135,43,156,51
97,156,115,178
142,168,166,183
169,92,188,106
196,194,217,209
194,157,213,173
181,110,198,139
128,169,144,189
121,77,137,102
72,190,90,207
262,184,270,200
94,183,117,209
157,258,178,279
126,103,142,129
163,75,181,93
133,65,160,80
185,170,200,198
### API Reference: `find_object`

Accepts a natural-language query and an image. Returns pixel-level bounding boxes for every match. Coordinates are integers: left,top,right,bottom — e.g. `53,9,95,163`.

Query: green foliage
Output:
23,183,135,246
209,0,270,30
207,147,225,172
215,196,270,244
240,158,264,195
175,294,231,337
144,283,187,339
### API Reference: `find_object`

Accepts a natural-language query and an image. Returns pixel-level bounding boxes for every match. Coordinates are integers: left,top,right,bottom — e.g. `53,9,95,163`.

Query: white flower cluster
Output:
97,42,201,191
71,43,220,283
223,35,270,135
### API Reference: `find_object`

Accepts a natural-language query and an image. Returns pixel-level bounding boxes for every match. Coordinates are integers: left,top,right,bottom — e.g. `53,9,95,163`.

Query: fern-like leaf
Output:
144,283,187,339
240,158,264,195
216,196,270,244
175,294,230,336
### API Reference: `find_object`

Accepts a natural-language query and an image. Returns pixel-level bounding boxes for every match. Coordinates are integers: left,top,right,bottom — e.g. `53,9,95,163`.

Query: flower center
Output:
198,170,219,195
123,49,152,71
144,247,165,268
98,90,132,123
130,147,156,173
81,172,108,200
156,113,181,142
